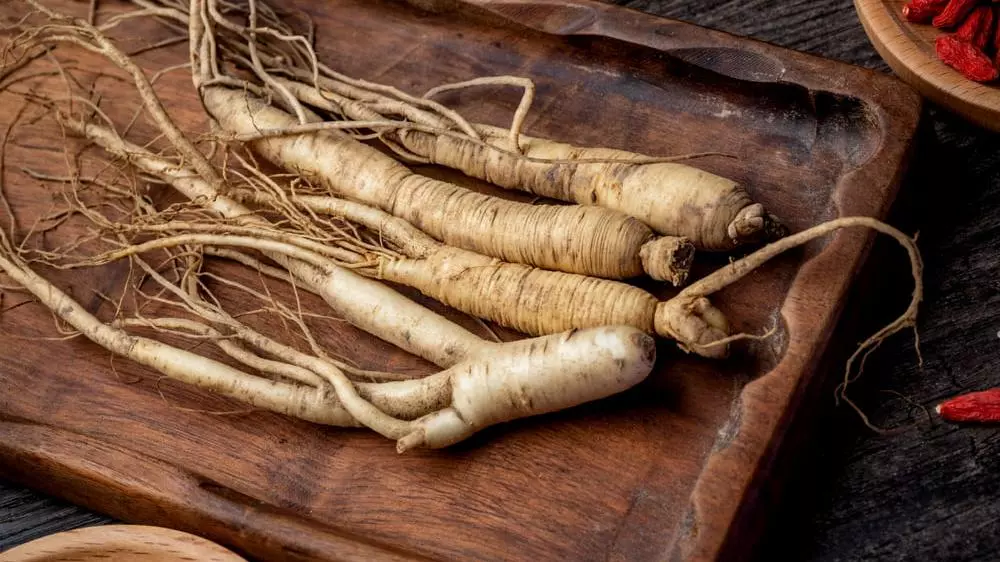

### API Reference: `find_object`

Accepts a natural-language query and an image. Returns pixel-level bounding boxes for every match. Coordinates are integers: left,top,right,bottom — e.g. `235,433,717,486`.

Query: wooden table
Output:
2,0,999,560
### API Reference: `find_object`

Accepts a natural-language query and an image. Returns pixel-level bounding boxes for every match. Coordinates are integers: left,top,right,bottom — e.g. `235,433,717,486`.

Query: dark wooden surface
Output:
0,2,991,562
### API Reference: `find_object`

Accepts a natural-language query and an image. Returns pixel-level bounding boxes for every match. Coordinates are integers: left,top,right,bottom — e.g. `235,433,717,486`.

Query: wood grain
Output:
9,2,1000,561
0,525,246,562
0,1,920,561
855,0,1000,131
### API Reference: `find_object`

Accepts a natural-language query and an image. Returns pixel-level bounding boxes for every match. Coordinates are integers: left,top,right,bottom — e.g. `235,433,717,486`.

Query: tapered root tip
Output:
654,297,732,360
640,236,695,286
727,204,788,246
397,409,471,452
396,430,425,454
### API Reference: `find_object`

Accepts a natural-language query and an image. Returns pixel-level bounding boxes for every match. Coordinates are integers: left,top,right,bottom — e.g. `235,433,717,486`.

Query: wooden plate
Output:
855,0,1000,130
0,1,921,561
0,525,246,562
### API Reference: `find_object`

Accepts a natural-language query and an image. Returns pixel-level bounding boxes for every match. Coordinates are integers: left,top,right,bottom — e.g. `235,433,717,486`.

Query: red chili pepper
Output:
980,6,997,52
902,0,951,23
994,6,1000,51
935,35,999,81
956,6,995,50
933,0,980,29
937,388,1000,422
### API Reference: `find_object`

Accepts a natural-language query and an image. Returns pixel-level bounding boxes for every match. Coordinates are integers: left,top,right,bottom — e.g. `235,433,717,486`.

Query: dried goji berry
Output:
937,388,1000,422
902,0,950,23
933,0,979,29
936,35,999,82
956,6,994,51
994,5,1000,51
978,6,997,52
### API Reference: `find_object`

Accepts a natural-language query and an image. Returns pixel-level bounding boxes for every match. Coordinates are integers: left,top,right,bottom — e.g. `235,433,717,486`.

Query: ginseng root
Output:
73,119,920,363
158,0,786,251
68,116,729,357
278,77,787,251
201,86,692,283
0,231,655,450
85,0,699,284
68,117,494,368
13,0,497,368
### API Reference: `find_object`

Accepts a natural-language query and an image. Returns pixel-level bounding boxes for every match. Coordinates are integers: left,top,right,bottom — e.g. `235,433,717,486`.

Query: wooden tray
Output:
855,0,1000,131
0,1,921,561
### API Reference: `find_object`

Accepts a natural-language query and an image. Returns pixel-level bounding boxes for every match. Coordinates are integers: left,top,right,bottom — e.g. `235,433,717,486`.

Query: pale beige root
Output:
0,227,415,439
20,6,702,357
106,190,663,345
379,251,658,337
122,253,654,426
1,227,653,445
397,325,656,452
117,317,453,421
122,0,694,284
408,125,787,251
71,117,725,358
16,0,222,187
261,194,439,259
202,86,682,281
4,242,652,446
133,0,758,255
230,189,688,346
283,192,693,286
0,247,357,427
263,78,701,281
655,216,923,361
69,119,493,368
277,78,783,251
13,6,488,368
116,317,330,388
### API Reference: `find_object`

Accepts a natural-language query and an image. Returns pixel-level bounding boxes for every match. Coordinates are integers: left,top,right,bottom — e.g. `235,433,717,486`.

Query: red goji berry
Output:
936,35,999,81
956,6,994,51
902,0,950,23
933,0,979,29
936,388,1000,422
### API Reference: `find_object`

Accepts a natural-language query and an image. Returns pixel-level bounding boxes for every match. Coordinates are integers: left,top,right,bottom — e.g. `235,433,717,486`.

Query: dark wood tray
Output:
0,0,921,560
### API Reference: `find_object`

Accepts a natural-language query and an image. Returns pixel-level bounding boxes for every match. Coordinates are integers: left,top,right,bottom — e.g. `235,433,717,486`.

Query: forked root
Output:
0,191,658,451
397,326,656,452
0,240,361,428
657,217,922,374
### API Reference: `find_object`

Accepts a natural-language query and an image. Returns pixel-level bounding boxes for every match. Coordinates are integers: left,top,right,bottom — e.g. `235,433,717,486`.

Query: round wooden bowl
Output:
0,525,247,562
855,0,1000,130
